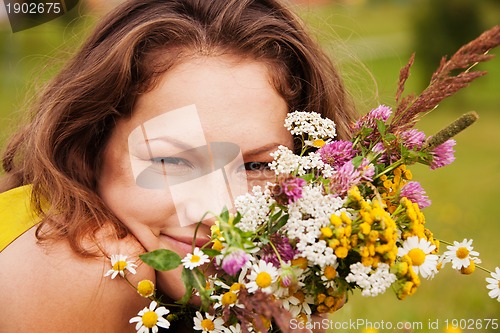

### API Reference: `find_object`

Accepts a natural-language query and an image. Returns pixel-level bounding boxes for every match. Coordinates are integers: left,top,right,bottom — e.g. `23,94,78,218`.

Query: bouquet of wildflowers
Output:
106,26,500,333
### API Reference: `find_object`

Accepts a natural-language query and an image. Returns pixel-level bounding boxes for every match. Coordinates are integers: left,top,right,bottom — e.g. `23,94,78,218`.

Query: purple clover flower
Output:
371,142,387,164
221,249,251,276
400,181,431,208
399,129,426,150
330,161,362,197
353,105,392,133
359,158,375,181
281,177,307,204
318,140,356,169
430,139,456,170
262,235,297,267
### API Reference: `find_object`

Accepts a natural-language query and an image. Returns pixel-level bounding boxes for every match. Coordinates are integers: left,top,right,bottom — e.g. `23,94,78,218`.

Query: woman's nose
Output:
170,169,245,227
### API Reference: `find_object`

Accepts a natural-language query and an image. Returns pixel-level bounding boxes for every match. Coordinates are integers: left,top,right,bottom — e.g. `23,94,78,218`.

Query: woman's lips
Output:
159,233,212,254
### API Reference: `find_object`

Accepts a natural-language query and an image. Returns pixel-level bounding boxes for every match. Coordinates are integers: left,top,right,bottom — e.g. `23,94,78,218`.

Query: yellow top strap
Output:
0,185,42,252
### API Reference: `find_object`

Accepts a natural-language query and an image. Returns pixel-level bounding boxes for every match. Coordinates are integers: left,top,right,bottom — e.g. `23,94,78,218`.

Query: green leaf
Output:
179,268,194,305
300,173,315,182
201,248,220,257
139,249,182,271
351,156,364,169
232,212,242,225
192,269,211,311
270,214,289,234
361,127,374,137
269,210,282,223
384,133,397,141
219,207,229,222
259,235,270,245
376,119,386,136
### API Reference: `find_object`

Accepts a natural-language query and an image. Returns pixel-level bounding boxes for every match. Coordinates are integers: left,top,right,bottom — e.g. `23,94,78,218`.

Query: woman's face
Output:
98,54,293,299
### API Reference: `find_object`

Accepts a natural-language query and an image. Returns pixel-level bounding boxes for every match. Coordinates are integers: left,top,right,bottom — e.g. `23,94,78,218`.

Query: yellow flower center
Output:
323,266,337,280
201,318,215,331
221,291,238,305
255,272,272,288
294,291,305,303
142,311,158,328
312,139,326,147
190,255,201,263
455,247,470,259
137,280,155,298
229,283,242,292
408,248,426,266
113,260,127,271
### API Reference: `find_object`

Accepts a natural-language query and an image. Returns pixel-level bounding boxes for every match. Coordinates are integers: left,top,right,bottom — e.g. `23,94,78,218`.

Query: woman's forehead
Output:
125,55,292,146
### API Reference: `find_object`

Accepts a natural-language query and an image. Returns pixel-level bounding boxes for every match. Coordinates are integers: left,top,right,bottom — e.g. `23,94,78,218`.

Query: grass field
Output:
1,1,499,332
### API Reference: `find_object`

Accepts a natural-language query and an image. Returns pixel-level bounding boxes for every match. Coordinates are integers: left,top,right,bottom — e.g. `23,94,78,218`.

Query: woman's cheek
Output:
155,268,186,301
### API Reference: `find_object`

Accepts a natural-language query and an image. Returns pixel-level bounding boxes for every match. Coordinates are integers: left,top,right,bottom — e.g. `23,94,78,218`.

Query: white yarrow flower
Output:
284,111,337,140
346,263,397,297
234,185,275,232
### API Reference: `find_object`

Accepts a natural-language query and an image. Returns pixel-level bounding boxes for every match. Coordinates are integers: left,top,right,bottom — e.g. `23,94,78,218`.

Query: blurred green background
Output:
0,0,499,332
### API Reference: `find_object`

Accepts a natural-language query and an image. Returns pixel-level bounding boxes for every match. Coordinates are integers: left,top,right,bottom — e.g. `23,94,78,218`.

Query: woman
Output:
0,0,357,331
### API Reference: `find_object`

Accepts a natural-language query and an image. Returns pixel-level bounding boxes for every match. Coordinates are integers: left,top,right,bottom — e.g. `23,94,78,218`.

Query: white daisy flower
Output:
212,276,246,310
193,311,225,333
281,290,313,319
129,301,170,333
222,323,242,333
182,247,210,270
442,238,481,270
398,236,439,279
104,254,137,279
245,260,279,294
486,267,500,302
212,289,243,310
319,264,338,289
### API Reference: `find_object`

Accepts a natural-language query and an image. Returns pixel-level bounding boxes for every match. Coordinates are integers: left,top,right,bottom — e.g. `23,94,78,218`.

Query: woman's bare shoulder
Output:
0,226,155,332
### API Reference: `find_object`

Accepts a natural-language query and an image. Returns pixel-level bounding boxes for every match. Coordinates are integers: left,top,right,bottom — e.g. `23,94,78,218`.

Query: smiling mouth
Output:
160,233,212,250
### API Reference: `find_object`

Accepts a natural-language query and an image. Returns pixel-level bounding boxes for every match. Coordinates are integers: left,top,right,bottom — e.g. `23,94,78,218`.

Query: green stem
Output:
374,159,404,179
269,240,284,266
438,239,453,246
475,264,492,274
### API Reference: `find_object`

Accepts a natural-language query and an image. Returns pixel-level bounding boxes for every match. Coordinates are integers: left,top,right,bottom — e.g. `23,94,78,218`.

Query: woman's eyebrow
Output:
244,143,283,157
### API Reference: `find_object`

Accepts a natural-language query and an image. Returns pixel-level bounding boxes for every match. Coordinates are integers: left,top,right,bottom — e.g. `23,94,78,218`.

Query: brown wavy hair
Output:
0,0,357,255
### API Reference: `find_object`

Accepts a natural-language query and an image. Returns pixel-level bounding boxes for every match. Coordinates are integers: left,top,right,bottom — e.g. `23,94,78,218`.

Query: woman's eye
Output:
151,157,190,166
244,162,271,172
